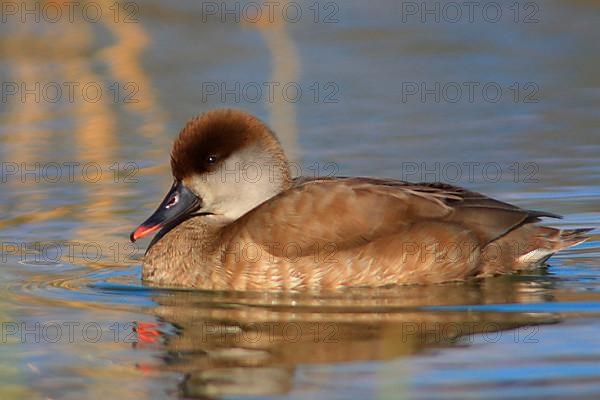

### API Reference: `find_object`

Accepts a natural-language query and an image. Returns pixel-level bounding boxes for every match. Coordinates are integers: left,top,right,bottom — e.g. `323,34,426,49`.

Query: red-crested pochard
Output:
131,109,591,291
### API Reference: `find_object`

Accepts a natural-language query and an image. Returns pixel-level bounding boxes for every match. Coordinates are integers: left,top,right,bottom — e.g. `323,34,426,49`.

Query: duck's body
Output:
132,109,591,291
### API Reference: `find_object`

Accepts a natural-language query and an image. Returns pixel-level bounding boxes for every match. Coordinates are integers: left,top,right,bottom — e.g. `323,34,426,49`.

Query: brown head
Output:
131,109,292,242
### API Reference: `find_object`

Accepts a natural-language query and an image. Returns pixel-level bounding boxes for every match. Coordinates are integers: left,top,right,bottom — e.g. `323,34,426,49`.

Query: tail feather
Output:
480,225,593,275
517,227,593,266
557,228,595,249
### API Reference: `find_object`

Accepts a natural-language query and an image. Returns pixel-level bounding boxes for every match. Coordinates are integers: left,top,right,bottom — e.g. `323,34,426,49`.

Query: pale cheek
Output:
185,174,237,214
183,176,214,204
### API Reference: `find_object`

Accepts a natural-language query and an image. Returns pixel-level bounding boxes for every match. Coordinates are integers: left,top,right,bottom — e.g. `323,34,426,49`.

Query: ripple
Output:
7,261,600,318
3,265,156,312
18,260,63,267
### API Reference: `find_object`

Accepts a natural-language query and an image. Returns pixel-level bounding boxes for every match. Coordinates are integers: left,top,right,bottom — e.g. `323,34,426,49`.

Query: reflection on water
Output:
0,0,599,399
149,277,558,398
250,0,301,162
9,267,573,399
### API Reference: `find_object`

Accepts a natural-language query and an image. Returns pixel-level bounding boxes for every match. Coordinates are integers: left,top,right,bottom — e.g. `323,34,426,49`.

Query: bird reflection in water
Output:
128,275,557,398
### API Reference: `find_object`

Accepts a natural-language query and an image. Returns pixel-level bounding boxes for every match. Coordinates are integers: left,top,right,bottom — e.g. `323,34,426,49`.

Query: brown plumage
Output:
131,109,592,292
171,110,290,185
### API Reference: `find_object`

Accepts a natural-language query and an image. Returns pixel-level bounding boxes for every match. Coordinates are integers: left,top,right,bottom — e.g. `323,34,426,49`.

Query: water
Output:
0,0,599,398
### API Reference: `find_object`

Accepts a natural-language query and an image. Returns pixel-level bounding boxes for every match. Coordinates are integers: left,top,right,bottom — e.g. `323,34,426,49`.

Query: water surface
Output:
0,0,599,398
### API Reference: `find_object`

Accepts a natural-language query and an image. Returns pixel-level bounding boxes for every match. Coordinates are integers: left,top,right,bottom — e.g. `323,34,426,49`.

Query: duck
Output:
130,108,592,291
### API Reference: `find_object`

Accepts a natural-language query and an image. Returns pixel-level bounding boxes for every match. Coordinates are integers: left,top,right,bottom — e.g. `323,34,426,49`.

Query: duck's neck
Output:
143,216,224,286
228,143,292,217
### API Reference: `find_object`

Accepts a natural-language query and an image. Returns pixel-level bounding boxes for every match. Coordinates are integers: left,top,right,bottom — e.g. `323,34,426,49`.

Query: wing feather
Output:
222,177,557,256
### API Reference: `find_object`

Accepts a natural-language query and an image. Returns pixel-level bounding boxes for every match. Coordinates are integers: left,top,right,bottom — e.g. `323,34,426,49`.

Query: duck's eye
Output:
206,155,218,165
165,193,179,209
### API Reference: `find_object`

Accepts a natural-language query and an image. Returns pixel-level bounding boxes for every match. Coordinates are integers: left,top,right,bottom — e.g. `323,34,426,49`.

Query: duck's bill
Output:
130,181,202,242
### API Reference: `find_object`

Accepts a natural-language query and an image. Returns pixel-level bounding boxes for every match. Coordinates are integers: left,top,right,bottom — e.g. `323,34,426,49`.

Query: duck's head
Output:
131,109,291,242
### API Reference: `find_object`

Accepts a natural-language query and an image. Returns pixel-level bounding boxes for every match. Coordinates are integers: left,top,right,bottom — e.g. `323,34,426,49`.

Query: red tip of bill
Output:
130,224,161,242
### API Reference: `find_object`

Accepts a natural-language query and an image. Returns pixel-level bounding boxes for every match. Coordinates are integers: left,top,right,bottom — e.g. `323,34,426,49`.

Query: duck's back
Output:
214,177,589,291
